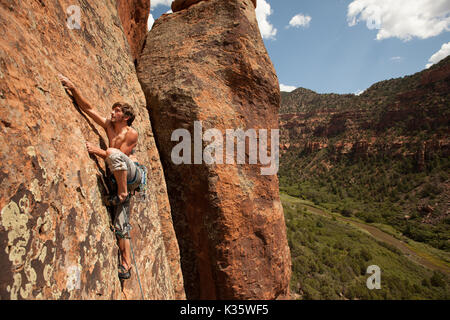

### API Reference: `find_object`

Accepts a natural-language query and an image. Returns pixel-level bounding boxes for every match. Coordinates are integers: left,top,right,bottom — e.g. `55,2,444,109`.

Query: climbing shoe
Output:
118,265,131,280
104,193,130,206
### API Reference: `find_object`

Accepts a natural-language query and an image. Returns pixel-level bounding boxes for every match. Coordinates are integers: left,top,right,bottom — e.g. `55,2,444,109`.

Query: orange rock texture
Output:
117,0,150,62
0,1,184,299
172,0,257,12
137,0,291,299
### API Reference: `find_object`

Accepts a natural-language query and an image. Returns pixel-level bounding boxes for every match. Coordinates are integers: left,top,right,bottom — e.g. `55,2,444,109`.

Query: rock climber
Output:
59,74,142,280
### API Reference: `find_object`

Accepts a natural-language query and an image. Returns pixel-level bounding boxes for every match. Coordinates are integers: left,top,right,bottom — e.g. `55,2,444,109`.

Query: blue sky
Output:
148,0,450,94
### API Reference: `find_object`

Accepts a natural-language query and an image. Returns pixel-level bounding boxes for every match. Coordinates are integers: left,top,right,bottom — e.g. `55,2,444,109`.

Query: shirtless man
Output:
59,74,140,280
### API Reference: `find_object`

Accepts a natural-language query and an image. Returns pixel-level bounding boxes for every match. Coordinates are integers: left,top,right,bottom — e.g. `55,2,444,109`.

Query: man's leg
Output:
106,148,137,277
113,169,128,202
113,202,133,277
118,237,132,271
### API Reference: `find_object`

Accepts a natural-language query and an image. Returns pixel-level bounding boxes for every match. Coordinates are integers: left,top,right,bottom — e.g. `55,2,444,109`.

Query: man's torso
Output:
106,123,137,161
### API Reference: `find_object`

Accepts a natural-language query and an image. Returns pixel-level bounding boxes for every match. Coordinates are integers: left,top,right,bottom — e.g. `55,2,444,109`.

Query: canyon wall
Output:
279,57,450,162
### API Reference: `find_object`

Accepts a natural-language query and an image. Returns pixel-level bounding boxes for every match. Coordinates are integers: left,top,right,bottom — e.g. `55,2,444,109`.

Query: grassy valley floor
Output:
281,192,450,299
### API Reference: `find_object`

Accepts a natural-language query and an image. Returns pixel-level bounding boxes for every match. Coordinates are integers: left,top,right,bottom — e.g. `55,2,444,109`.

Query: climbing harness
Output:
108,162,148,199
132,162,148,201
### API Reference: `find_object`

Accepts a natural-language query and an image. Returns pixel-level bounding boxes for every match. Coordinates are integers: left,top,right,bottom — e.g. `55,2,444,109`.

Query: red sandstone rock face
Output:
421,60,450,86
172,0,257,12
138,0,291,299
116,0,150,62
0,1,184,299
280,57,450,162
279,57,450,163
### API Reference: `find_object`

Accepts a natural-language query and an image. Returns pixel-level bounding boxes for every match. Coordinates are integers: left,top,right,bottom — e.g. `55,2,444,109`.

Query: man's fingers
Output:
58,74,74,90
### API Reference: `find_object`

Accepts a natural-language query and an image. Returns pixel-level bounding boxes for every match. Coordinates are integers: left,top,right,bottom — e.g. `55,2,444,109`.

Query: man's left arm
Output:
86,142,107,159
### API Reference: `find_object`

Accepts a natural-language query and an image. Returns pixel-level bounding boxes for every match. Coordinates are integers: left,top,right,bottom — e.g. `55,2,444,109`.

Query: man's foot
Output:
104,193,130,206
118,192,129,202
118,264,131,280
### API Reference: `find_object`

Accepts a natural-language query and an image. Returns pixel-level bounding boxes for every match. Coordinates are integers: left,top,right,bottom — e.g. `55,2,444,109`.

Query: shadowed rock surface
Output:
117,0,150,62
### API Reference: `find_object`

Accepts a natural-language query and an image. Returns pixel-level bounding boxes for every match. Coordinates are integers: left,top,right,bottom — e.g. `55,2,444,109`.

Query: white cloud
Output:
390,56,403,62
347,0,450,41
280,84,297,92
151,0,172,9
147,13,155,30
255,0,277,40
355,89,364,96
426,42,450,68
148,2,172,31
288,14,312,28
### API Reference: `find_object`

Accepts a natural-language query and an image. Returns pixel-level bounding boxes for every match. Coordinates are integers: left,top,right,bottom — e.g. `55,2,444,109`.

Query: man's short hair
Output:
112,102,135,126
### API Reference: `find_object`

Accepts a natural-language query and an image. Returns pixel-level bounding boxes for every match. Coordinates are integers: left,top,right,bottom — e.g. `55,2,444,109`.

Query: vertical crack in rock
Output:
116,0,151,64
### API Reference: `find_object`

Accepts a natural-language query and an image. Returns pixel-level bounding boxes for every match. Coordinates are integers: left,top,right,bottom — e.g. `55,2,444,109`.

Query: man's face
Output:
111,106,128,124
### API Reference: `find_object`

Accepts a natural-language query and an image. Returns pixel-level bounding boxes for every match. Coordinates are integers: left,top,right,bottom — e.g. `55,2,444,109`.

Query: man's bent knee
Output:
106,149,128,172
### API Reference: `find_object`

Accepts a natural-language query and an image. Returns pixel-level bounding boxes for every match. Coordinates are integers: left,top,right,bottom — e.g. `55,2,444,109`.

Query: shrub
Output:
341,208,352,217
430,271,447,288
360,248,373,262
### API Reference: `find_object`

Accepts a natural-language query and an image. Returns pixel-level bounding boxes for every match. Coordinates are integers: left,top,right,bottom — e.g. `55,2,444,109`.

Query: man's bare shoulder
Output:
104,118,113,128
126,127,138,142
104,119,114,134
127,127,138,137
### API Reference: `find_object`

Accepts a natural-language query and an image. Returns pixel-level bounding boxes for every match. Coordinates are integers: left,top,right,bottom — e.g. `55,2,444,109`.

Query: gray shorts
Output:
105,150,141,191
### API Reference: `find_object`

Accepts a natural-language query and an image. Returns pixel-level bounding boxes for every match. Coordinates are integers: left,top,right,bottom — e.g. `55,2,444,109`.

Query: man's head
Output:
111,102,135,126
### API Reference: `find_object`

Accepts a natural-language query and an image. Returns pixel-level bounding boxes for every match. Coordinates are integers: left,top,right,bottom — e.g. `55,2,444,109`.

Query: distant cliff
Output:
279,56,450,251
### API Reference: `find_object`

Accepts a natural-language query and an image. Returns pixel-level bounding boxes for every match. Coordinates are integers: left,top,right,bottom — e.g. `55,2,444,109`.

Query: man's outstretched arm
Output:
58,74,109,129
